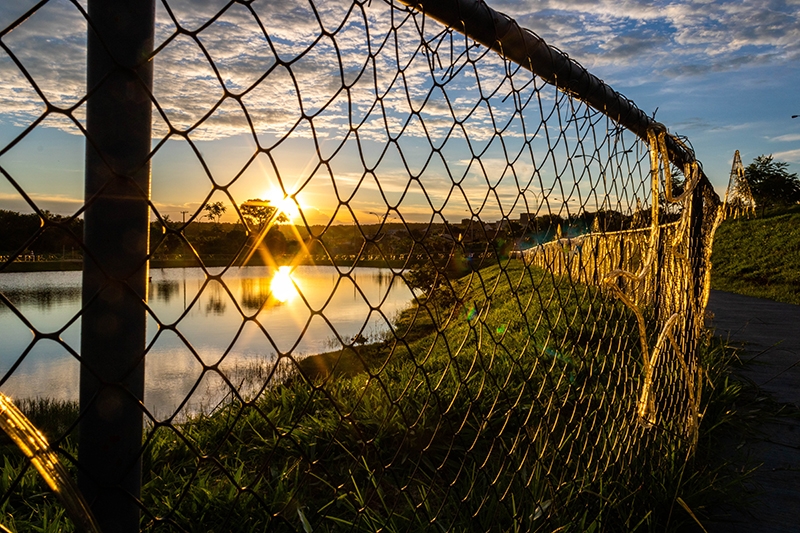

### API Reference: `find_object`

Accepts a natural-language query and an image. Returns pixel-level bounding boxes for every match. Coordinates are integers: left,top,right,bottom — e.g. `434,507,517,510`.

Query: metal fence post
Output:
79,2,155,531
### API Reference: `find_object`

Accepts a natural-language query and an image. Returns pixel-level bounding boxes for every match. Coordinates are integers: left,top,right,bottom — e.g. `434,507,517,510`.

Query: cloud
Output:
0,0,87,118
0,0,573,147
491,0,800,84
0,191,84,215
772,133,800,143
3,0,799,138
772,148,800,163
145,0,520,146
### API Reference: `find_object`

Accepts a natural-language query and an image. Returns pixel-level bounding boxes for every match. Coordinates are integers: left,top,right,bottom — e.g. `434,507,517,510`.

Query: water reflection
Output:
0,266,413,418
240,277,269,311
204,280,227,315
0,271,82,312
0,286,82,310
270,266,298,303
152,279,180,303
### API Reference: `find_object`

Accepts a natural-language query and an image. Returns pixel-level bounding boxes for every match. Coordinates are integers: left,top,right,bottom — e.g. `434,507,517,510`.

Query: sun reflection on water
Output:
270,266,298,303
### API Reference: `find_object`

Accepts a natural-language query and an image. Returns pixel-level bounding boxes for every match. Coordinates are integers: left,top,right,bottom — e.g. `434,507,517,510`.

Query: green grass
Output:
137,260,643,531
0,399,80,532
711,206,800,304
0,261,752,532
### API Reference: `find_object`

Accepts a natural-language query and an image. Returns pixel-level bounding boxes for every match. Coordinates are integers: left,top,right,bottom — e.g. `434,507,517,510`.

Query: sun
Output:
259,189,301,222
275,195,301,222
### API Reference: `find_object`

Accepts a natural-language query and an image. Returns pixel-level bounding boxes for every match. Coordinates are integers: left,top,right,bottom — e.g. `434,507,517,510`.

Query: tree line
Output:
2,154,796,262
0,210,84,259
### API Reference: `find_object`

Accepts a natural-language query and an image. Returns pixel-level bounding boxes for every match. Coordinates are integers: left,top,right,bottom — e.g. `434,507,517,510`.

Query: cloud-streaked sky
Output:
1,0,798,225
506,0,800,180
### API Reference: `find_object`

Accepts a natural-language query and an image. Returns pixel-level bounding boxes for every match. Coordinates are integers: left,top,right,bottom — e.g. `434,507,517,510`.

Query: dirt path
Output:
703,290,800,532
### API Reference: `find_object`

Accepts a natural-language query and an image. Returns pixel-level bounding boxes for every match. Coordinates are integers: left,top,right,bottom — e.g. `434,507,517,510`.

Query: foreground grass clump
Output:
0,260,748,532
0,398,79,532
711,206,800,304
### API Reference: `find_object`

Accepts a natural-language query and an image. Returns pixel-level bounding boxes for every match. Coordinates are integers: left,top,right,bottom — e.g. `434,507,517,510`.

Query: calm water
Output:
0,266,413,418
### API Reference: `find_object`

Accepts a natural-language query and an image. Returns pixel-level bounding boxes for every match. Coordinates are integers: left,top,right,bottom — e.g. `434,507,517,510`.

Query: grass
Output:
0,398,80,533
711,206,800,305
0,260,753,532
136,259,638,531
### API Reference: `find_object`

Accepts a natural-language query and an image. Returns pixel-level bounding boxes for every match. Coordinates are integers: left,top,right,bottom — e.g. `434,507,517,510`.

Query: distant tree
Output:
590,210,625,232
744,155,800,215
203,201,227,224
240,199,288,230
406,262,458,310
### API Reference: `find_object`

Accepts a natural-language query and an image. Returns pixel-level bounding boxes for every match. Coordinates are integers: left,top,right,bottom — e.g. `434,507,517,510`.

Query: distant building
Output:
459,218,480,241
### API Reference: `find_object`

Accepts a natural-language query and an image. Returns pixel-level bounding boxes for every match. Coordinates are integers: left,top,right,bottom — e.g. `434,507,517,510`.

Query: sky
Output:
0,0,798,226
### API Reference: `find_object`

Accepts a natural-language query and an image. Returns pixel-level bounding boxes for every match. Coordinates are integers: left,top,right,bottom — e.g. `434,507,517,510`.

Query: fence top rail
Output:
399,0,714,189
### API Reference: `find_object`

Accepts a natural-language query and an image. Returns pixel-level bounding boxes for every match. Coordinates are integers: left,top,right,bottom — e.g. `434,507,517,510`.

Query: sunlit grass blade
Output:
0,393,100,533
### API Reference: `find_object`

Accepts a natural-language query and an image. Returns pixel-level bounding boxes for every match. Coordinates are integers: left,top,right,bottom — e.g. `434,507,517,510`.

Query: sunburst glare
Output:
275,196,301,221
259,189,301,222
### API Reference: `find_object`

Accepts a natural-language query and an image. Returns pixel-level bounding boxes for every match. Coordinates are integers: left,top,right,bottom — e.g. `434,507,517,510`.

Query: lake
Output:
0,266,414,418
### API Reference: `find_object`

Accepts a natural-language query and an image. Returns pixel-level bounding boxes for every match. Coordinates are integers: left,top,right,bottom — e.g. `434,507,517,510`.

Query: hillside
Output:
4,260,736,531
711,206,800,305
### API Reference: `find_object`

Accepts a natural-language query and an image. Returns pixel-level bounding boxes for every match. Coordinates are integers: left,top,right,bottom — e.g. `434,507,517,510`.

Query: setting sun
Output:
253,187,302,223
274,195,301,222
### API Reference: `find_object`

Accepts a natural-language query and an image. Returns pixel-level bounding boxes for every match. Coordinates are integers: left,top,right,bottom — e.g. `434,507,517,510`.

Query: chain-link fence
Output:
1,0,722,531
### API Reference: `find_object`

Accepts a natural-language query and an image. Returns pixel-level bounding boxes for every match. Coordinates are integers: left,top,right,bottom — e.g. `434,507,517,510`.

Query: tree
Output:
744,155,800,214
406,262,458,310
240,199,288,230
203,201,227,224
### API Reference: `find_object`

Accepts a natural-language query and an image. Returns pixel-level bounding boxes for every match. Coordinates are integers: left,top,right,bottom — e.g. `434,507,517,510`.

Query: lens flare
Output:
276,196,301,221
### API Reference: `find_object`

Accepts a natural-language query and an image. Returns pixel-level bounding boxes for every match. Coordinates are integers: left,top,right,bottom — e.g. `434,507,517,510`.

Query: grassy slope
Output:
2,261,744,532
137,260,650,532
711,206,800,305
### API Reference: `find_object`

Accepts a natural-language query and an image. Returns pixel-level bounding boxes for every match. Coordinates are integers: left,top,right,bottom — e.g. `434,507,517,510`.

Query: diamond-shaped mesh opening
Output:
0,0,726,530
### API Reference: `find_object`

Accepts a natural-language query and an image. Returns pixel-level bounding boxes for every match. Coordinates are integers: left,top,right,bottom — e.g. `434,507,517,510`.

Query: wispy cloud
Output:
771,133,800,143
5,0,794,143
0,191,84,215
772,148,800,163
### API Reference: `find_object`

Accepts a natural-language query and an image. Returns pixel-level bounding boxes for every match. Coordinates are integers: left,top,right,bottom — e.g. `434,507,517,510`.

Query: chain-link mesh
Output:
1,0,723,530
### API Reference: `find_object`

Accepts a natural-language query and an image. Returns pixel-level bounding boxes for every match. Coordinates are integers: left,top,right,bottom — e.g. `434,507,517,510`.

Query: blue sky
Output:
503,0,800,181
1,0,798,224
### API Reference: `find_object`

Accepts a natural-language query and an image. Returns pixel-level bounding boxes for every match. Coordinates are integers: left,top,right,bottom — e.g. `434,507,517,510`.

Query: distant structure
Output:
723,150,756,218
519,213,535,225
